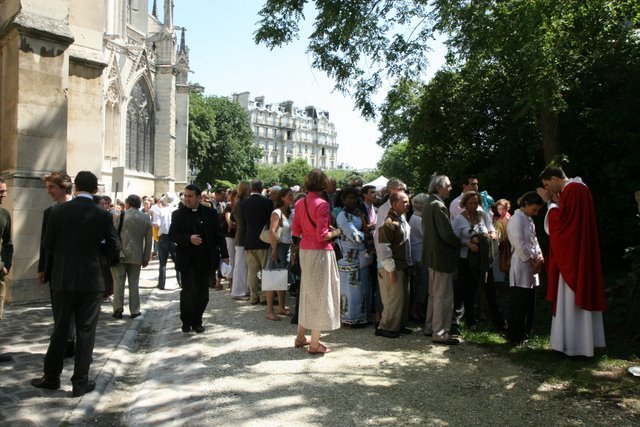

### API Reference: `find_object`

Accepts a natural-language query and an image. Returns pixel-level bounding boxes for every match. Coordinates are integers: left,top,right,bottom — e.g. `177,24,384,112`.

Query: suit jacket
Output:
422,194,461,273
169,204,229,272
44,196,120,292
239,193,273,250
113,208,153,265
38,206,53,282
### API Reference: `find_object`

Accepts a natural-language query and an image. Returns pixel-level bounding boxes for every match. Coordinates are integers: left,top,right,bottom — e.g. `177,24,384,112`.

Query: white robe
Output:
544,183,606,357
550,274,606,357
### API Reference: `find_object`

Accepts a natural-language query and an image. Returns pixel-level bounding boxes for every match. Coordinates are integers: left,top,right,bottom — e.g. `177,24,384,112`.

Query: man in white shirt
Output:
154,194,179,290
449,175,480,220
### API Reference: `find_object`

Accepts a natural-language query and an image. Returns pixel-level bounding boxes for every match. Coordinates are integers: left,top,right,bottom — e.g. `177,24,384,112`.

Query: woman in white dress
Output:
506,191,545,343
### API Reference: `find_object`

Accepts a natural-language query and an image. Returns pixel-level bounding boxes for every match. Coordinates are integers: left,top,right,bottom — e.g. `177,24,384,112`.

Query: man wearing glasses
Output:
0,179,14,362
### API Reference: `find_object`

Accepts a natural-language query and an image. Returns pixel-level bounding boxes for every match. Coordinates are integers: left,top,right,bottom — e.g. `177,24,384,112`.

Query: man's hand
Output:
142,261,149,268
190,234,202,245
37,271,46,284
221,258,229,265
536,187,559,204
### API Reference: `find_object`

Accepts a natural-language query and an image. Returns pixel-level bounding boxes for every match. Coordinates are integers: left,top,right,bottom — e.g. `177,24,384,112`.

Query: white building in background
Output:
232,92,338,170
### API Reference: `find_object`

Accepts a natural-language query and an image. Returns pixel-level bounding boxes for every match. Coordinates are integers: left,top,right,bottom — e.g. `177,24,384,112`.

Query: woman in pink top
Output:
291,169,342,354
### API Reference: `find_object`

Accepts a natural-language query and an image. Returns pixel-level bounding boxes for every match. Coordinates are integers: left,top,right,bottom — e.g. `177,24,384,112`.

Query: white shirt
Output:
452,210,495,258
154,205,176,236
272,208,293,244
449,193,464,221
507,209,542,288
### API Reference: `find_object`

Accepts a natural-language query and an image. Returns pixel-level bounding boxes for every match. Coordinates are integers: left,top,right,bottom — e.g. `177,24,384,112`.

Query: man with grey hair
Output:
111,194,153,319
422,175,461,345
409,193,429,322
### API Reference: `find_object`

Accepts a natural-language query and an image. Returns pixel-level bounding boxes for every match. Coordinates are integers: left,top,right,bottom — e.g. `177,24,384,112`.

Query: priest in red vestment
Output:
537,167,606,357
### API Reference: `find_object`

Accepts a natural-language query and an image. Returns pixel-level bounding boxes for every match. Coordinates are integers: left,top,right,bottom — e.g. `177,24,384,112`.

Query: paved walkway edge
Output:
65,297,157,424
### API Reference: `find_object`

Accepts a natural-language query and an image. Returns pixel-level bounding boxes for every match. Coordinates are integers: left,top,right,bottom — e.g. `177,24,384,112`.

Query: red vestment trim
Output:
545,181,606,314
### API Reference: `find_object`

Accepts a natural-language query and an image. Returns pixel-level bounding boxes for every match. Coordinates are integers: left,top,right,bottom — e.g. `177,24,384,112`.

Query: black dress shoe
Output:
156,284,165,290
112,310,123,319
72,380,96,397
31,376,61,390
193,325,205,334
399,327,413,334
0,354,13,363
130,312,141,319
181,324,191,333
375,329,400,339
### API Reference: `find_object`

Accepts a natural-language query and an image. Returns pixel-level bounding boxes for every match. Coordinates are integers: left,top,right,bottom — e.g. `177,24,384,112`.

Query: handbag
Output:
499,239,512,273
259,211,283,244
261,268,289,291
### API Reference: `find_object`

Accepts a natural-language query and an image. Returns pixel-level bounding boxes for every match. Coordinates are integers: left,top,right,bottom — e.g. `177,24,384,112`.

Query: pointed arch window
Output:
126,79,155,173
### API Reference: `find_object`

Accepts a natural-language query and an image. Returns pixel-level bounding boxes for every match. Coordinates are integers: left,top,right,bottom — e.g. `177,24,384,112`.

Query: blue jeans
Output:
158,234,180,289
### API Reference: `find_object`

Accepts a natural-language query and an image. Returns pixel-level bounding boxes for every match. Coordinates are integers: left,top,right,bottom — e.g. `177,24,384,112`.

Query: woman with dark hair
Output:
336,187,372,326
266,187,294,320
506,191,545,343
223,189,238,290
230,181,250,299
291,169,342,354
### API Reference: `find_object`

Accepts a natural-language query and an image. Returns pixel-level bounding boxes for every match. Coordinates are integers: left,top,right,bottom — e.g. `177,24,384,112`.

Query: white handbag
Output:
261,268,289,291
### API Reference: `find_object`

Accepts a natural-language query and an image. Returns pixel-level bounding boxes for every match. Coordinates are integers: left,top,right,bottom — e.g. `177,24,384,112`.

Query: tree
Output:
376,141,419,189
278,159,311,187
188,93,262,185
255,163,281,188
255,0,435,119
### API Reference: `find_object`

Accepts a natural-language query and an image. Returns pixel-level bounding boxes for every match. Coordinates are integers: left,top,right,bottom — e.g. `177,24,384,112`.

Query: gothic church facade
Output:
0,0,192,301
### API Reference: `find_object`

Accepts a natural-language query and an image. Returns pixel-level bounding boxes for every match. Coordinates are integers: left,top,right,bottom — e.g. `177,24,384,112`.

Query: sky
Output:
172,0,446,170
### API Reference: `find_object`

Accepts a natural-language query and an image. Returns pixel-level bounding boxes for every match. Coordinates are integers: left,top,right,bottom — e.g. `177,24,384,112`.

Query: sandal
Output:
308,343,332,355
266,313,281,321
294,338,311,348
277,307,291,316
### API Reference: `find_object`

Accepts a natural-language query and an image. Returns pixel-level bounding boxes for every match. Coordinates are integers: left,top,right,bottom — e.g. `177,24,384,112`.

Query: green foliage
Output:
255,0,640,265
255,164,281,188
376,141,420,189
188,93,262,186
278,158,312,187
212,179,234,190
255,0,435,118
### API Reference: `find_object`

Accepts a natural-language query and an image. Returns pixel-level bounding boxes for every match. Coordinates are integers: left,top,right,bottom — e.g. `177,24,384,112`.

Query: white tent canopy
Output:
364,175,388,191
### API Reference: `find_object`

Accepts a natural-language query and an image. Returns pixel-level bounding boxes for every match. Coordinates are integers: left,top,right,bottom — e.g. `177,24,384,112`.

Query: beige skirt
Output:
299,249,341,331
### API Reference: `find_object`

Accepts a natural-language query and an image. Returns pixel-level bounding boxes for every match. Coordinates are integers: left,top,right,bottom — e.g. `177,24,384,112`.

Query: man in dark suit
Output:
0,178,14,363
238,179,273,305
32,171,120,397
169,184,229,333
37,172,75,357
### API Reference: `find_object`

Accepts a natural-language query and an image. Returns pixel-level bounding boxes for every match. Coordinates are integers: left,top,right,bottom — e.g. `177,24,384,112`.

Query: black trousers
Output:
507,286,536,343
180,250,212,328
44,291,102,384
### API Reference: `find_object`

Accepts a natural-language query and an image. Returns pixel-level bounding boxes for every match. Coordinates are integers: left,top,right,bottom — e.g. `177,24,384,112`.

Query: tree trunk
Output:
541,106,559,164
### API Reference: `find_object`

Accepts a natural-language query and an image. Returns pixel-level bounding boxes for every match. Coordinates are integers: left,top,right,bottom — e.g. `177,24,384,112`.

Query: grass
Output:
461,278,640,415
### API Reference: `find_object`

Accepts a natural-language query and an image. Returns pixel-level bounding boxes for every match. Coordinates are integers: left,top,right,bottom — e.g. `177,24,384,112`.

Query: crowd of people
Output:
0,165,607,397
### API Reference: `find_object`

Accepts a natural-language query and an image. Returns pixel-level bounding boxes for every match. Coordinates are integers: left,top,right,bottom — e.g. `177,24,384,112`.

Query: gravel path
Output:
88,283,638,426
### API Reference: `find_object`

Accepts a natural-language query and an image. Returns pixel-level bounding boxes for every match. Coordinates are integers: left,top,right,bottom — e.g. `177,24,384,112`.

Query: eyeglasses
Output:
0,190,7,194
